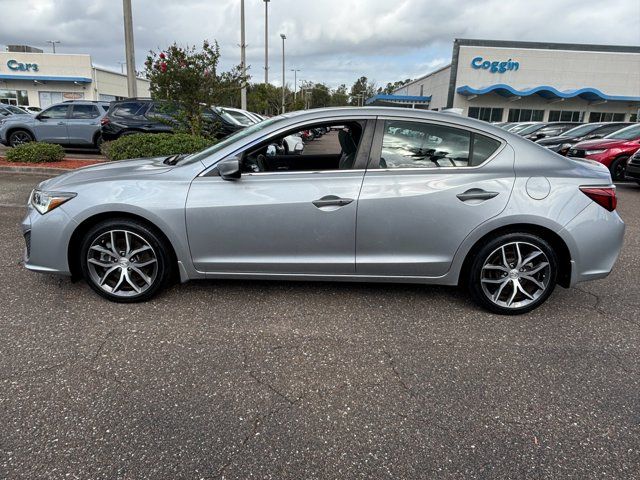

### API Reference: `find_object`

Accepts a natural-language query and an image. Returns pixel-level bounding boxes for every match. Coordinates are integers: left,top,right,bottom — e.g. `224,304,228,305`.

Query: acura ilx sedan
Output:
22,107,624,314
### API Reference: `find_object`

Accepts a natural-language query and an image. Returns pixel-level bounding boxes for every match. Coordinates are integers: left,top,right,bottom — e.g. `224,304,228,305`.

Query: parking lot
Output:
0,172,638,479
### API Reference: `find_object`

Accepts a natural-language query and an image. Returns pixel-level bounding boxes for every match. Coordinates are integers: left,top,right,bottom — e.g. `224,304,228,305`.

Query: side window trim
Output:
367,116,505,171
70,104,99,119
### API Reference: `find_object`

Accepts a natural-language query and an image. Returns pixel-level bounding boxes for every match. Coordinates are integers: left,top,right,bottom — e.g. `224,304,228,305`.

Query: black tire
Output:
8,129,34,147
79,218,173,303
94,132,103,149
467,232,558,315
610,156,629,182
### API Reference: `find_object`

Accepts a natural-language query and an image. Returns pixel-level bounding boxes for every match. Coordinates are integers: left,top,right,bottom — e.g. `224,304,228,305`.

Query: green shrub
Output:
101,133,215,161
5,142,65,163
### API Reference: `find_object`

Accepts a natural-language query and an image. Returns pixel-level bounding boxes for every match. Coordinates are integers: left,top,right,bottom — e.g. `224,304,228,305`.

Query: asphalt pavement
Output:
0,173,638,479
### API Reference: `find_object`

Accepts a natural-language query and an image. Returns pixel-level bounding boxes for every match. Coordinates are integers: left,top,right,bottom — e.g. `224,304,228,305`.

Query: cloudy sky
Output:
1,0,639,89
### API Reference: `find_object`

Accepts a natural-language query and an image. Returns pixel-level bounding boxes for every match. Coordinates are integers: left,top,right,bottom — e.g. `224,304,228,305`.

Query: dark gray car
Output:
0,100,110,148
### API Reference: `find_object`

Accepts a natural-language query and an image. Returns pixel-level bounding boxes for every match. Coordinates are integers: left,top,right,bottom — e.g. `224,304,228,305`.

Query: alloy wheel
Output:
10,131,32,146
86,229,158,297
480,241,551,309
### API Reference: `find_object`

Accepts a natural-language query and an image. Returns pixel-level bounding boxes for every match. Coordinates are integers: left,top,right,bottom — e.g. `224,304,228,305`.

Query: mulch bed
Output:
0,158,103,170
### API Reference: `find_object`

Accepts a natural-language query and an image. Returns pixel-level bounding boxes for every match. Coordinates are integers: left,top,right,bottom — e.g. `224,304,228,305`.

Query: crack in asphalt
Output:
241,348,302,406
575,287,640,329
383,350,418,399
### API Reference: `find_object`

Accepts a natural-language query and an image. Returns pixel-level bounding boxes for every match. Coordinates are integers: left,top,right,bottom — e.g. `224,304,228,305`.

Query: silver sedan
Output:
22,107,624,314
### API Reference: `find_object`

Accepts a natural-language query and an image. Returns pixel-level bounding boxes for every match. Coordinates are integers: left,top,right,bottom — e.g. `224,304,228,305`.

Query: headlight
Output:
560,143,573,150
30,189,76,214
585,149,606,156
544,144,560,149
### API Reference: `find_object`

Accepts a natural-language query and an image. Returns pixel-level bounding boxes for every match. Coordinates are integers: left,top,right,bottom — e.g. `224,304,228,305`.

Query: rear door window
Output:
41,104,70,119
70,104,100,119
111,102,145,117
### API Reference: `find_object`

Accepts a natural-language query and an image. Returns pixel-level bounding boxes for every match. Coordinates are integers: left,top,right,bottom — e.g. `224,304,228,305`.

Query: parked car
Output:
536,122,633,156
625,147,640,185
22,107,624,314
0,104,31,118
518,122,582,140
100,99,243,142
23,106,43,114
506,122,539,133
0,100,110,148
568,123,640,181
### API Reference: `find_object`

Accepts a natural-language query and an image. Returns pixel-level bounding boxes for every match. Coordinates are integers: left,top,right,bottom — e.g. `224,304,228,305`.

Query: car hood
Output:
572,138,625,150
40,157,174,190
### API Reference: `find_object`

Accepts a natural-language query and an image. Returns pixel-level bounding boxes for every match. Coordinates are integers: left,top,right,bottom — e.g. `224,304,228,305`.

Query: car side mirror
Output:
588,134,602,139
217,158,241,180
36,114,49,120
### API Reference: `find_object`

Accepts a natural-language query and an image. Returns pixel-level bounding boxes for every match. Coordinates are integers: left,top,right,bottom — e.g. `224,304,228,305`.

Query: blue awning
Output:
456,84,640,103
0,74,92,83
365,93,432,105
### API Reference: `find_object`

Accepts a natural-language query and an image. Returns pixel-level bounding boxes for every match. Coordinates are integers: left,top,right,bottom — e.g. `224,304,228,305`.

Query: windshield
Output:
517,124,545,135
211,107,242,126
225,109,255,126
508,123,533,133
561,123,600,137
179,116,284,165
605,123,640,140
6,105,26,114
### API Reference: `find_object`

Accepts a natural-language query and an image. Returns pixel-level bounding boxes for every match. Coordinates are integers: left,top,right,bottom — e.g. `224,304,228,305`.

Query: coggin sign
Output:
471,57,519,74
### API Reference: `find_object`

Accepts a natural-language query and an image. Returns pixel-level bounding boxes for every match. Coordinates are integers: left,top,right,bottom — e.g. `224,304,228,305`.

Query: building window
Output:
468,107,503,122
589,112,626,122
39,91,85,108
631,113,638,122
549,110,584,122
419,85,424,96
0,89,29,106
507,109,544,122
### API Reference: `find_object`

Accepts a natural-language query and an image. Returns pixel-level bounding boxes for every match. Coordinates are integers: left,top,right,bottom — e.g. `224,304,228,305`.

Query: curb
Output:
0,165,72,175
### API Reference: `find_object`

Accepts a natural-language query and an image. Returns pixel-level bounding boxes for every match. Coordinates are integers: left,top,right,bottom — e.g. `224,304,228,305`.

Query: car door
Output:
355,118,515,277
185,118,375,274
66,104,102,144
33,104,70,144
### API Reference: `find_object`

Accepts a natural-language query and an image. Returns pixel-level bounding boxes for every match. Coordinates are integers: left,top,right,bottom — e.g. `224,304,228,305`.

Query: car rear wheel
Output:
80,219,173,302
468,233,558,314
8,129,34,147
610,156,629,182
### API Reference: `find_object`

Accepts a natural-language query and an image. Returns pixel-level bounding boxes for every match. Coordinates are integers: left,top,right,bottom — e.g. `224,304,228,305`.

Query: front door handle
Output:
312,195,354,208
456,189,499,202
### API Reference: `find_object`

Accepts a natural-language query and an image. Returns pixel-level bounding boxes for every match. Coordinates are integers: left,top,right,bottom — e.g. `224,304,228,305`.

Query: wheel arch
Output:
68,211,179,281
6,126,35,142
458,223,572,289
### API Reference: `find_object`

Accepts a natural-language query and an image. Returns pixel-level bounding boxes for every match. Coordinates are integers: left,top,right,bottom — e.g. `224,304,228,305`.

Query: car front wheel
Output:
80,219,173,302
610,156,629,182
8,129,34,147
468,233,558,314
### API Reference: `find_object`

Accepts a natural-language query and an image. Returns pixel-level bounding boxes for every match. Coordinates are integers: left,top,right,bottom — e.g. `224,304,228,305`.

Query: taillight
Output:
579,186,617,212
100,117,110,126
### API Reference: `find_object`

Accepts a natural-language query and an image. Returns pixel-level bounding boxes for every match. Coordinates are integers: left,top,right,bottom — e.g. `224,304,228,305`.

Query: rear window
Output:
471,134,501,166
111,102,146,117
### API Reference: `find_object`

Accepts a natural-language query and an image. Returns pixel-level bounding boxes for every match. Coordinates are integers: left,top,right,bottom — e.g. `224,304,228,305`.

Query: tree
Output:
246,83,284,115
349,76,377,105
330,84,349,106
145,40,247,137
379,78,413,95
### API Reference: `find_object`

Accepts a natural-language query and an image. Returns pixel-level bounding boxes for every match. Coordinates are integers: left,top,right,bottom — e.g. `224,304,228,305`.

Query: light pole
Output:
263,0,270,84
240,0,247,110
122,0,137,98
46,40,60,53
280,34,286,114
291,69,300,103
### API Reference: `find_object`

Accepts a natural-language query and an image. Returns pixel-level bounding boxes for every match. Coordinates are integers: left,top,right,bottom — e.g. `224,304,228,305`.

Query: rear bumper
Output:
560,202,625,286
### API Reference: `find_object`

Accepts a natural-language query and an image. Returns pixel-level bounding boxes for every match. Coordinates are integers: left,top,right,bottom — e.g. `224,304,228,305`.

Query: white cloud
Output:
1,0,638,89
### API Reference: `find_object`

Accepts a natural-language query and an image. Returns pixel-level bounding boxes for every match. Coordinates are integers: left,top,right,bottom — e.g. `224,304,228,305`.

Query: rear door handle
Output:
312,195,354,208
456,189,499,202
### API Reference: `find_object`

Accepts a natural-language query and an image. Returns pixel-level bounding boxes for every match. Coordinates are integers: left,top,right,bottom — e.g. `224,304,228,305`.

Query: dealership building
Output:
368,39,640,123
0,45,150,109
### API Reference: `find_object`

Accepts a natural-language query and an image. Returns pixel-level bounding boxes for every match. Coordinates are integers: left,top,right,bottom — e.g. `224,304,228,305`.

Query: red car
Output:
568,123,640,181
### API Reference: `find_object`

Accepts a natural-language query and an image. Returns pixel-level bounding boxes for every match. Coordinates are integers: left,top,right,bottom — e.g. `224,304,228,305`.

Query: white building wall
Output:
452,45,640,121
93,68,150,101
393,65,451,110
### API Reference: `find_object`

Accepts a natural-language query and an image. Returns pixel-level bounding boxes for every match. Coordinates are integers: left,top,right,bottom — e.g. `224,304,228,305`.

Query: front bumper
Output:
625,162,640,181
21,204,77,275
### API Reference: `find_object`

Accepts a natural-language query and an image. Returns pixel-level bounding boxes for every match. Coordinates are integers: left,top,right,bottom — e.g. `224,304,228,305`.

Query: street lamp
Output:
263,0,270,84
46,40,60,54
280,33,286,114
240,0,247,110
122,0,137,97
291,69,301,103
